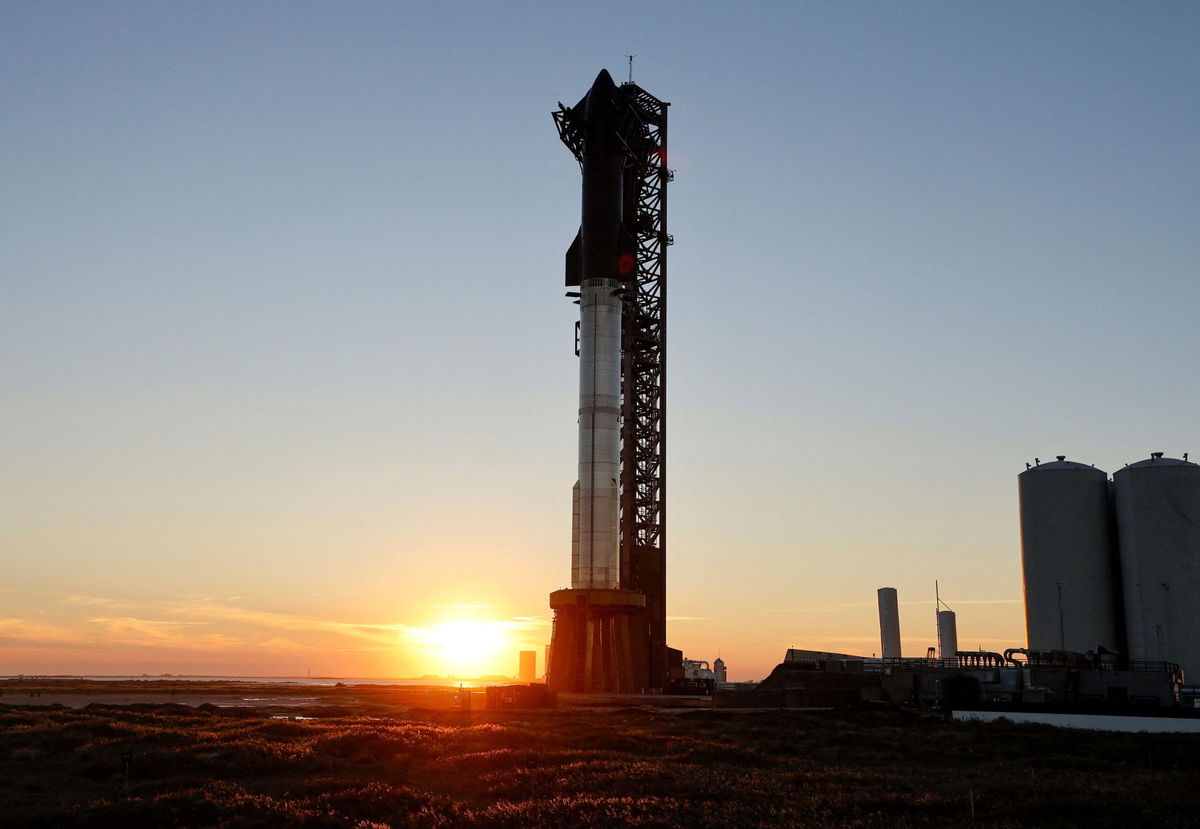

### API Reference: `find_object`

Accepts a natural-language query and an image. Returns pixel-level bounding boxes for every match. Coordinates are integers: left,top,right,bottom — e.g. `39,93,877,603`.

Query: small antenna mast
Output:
935,580,941,659
626,54,636,83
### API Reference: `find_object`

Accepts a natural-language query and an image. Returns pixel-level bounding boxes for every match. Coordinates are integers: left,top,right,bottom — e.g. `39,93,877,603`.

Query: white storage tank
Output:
937,610,958,659
1018,456,1122,653
1113,453,1200,677
877,587,902,659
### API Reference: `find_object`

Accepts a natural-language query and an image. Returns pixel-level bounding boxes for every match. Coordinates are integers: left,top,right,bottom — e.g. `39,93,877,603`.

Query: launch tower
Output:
547,70,671,693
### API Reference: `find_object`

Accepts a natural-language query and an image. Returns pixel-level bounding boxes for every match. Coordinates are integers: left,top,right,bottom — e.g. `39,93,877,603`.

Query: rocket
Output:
562,69,639,289
557,70,641,590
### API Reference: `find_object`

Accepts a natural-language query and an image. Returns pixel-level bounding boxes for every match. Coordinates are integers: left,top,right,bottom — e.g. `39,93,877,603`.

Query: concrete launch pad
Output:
547,588,648,693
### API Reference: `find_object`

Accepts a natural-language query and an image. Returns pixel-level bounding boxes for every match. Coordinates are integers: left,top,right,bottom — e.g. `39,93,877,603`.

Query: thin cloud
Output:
0,618,83,647
256,637,314,652
87,617,245,650
913,599,1022,606
18,593,550,659
756,603,873,614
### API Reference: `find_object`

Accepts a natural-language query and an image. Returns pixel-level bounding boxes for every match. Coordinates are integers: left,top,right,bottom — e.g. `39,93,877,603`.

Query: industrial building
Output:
722,451,1200,716
518,651,536,683
717,646,1185,713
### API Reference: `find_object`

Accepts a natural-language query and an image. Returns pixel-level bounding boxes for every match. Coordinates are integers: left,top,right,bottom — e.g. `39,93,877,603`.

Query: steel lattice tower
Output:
617,82,671,689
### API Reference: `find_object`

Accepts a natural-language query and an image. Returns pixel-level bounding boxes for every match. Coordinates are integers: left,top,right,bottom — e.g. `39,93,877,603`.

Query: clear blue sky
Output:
2,2,1196,679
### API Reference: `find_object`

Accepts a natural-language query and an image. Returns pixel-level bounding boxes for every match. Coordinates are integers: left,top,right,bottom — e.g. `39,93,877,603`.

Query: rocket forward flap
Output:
566,228,582,286
567,224,636,285
568,224,635,285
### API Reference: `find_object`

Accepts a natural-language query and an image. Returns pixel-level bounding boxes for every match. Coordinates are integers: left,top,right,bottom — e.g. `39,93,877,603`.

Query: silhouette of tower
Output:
547,69,672,693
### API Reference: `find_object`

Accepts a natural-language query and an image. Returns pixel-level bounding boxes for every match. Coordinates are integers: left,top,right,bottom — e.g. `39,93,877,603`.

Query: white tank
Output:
1018,457,1121,652
877,587,902,658
1114,453,1200,677
937,610,958,659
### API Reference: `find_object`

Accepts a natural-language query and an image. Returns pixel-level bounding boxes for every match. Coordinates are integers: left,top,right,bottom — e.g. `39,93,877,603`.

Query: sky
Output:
2,2,1197,681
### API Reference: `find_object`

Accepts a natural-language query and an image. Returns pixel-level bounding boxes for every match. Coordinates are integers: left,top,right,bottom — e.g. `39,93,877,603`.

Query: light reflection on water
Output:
1,676,507,688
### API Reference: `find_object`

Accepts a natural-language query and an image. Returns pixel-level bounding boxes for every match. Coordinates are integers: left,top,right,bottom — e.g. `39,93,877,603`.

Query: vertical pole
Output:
935,580,941,660
1056,582,1065,650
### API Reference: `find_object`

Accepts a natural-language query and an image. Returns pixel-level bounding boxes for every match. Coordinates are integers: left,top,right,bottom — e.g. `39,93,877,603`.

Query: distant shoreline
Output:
0,674,516,687
0,676,510,713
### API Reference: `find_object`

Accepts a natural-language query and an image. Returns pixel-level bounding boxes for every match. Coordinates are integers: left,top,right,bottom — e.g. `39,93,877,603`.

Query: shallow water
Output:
0,675,505,688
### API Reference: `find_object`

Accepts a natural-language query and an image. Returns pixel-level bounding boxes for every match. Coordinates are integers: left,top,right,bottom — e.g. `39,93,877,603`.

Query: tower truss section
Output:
619,82,671,690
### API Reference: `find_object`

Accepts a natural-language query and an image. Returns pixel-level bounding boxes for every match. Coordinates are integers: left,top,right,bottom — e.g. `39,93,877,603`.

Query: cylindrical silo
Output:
937,610,958,658
1113,453,1200,678
1018,457,1122,653
877,587,902,659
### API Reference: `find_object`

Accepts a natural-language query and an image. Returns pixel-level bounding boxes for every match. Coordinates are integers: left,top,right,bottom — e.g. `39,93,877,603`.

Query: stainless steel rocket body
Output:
572,278,622,589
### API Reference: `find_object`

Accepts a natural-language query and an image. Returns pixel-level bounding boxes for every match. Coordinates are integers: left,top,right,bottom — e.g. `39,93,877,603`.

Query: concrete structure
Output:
877,587,902,658
713,657,727,684
937,610,958,659
548,588,646,692
518,650,536,682
1114,454,1200,677
1018,457,1122,652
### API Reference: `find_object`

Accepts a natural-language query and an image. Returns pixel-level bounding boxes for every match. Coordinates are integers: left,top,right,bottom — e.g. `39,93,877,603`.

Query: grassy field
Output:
2,687,1200,827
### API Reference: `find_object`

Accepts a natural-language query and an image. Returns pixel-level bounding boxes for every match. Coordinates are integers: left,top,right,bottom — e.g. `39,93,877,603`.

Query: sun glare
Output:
409,620,515,678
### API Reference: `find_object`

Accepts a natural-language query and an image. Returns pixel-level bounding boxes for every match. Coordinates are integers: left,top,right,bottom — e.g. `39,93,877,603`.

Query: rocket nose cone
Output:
584,69,622,124
589,69,618,96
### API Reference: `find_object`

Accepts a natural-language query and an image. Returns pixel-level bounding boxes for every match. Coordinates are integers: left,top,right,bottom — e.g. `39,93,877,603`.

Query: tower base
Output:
547,588,648,693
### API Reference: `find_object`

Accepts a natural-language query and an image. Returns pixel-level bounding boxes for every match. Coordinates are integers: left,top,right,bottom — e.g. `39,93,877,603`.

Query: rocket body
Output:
560,69,638,591
572,277,622,589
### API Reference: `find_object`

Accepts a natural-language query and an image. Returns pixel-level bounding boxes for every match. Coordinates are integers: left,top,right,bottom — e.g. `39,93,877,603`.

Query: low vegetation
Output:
2,693,1199,827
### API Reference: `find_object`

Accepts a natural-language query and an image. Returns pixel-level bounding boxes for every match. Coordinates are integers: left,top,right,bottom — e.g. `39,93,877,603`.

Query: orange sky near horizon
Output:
0,586,1026,681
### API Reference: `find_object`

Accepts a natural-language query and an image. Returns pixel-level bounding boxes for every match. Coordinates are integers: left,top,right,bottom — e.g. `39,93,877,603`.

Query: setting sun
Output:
407,620,522,678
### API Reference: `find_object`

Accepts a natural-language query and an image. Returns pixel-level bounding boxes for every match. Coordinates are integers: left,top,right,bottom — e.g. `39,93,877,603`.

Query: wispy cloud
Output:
755,602,873,614
755,597,1021,614
916,599,1022,606
0,618,83,647
255,636,314,653
86,616,245,650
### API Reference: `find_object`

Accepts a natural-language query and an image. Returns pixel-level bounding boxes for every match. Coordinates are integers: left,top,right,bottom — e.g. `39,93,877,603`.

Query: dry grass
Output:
2,700,1199,827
